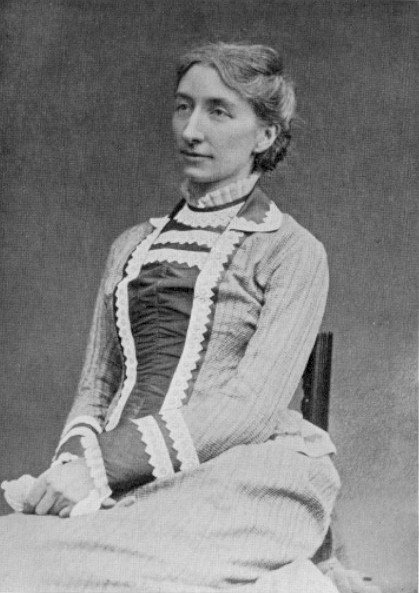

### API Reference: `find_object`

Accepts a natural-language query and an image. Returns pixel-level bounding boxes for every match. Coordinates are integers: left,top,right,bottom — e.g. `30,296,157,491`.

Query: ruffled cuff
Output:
80,430,112,501
98,408,200,491
53,415,103,463
53,415,111,503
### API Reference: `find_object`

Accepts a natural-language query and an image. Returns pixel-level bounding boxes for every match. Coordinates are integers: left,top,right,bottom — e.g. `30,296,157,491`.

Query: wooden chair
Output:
301,332,334,563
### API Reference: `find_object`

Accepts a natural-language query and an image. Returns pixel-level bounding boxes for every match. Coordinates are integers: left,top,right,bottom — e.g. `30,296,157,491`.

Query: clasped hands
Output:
23,458,113,518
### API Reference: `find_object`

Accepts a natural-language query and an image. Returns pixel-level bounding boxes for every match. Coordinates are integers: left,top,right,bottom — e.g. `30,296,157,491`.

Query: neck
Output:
187,173,253,202
181,173,260,210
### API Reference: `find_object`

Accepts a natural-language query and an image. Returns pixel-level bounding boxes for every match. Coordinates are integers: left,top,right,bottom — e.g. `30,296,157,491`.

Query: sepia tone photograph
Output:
0,1,416,592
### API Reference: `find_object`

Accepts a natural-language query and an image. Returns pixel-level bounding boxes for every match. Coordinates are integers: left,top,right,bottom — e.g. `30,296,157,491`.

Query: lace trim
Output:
51,452,79,467
231,202,284,232
175,202,243,229
154,229,219,248
62,415,102,438
181,173,259,209
160,229,244,411
160,409,200,471
130,417,175,479
144,248,207,269
106,219,169,431
80,430,112,500
56,425,96,452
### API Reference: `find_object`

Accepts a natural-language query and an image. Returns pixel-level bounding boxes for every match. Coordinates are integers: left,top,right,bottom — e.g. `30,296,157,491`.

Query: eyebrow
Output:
174,92,237,111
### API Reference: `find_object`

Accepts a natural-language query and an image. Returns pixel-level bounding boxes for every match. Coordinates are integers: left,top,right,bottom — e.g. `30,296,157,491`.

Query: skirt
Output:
0,440,340,592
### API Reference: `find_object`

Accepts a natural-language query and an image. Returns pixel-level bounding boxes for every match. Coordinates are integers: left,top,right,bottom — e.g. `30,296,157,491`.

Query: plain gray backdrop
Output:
0,1,417,591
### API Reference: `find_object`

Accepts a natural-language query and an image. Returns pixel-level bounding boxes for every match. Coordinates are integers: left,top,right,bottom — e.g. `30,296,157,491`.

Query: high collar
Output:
150,185,283,234
180,174,260,210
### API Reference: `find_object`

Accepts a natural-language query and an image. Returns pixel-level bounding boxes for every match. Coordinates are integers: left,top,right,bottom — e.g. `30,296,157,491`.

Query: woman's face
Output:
172,64,271,194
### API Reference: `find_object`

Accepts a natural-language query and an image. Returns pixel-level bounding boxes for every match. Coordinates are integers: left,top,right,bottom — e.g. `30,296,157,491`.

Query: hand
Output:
23,458,95,518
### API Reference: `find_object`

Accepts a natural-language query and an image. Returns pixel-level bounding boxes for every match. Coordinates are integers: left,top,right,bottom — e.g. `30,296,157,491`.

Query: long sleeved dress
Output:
0,176,341,593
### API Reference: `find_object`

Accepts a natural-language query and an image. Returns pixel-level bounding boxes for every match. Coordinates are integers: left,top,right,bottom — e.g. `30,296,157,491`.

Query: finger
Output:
101,497,116,509
35,488,59,516
115,496,136,508
59,506,73,519
23,475,49,513
49,497,70,517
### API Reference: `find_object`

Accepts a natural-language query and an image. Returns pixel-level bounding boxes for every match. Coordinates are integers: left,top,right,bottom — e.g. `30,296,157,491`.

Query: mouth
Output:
180,150,212,159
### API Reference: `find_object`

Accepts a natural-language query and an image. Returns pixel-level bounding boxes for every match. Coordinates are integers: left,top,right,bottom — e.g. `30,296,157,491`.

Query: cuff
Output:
80,430,112,501
53,416,111,501
97,408,200,491
132,408,200,479
53,415,103,462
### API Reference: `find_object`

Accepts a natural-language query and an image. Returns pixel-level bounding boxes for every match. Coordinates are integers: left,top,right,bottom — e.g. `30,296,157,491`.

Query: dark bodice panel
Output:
120,261,199,420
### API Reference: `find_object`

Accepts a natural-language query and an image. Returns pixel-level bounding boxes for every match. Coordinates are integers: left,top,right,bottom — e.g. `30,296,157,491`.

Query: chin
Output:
183,167,216,185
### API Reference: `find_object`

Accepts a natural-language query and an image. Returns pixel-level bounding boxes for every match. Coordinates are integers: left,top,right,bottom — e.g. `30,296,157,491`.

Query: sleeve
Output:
52,239,124,463
95,234,330,492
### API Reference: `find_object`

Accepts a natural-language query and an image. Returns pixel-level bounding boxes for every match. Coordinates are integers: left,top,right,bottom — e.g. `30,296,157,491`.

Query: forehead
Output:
176,64,248,106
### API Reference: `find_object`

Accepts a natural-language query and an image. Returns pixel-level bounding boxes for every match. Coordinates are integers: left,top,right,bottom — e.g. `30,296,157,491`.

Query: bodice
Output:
121,261,199,419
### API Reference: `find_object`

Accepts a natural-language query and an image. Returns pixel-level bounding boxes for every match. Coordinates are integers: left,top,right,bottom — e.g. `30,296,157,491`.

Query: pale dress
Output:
0,178,340,592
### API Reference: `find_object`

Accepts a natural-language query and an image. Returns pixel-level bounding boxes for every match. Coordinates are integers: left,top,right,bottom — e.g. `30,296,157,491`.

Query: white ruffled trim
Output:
159,409,200,471
51,452,79,467
230,202,284,232
62,415,102,438
106,219,169,431
175,202,243,228
155,229,219,248
80,430,112,500
130,417,175,479
144,248,207,269
160,230,244,411
56,425,97,452
181,174,259,209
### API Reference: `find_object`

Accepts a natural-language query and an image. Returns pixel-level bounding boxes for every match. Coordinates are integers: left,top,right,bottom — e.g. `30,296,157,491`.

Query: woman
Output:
1,42,342,592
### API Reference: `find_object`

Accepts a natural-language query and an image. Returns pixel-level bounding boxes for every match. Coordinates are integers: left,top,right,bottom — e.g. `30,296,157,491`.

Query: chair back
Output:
302,332,334,563
302,332,333,430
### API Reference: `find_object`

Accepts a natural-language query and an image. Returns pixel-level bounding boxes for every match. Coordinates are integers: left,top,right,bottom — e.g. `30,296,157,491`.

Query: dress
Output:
0,177,341,592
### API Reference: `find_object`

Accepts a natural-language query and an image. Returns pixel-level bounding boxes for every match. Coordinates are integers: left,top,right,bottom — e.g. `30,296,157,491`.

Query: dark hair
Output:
176,42,296,172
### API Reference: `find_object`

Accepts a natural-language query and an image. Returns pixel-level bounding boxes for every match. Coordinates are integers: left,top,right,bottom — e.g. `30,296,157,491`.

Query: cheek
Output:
172,117,183,141
221,129,257,159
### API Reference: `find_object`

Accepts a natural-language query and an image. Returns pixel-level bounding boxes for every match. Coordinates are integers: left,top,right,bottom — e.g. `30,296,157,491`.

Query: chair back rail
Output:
302,332,333,431
301,332,334,563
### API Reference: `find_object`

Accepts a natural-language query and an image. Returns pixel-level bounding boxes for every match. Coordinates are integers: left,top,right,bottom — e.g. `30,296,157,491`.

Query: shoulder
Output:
257,212,329,295
236,193,328,296
250,207,328,271
242,186,327,262
278,213,327,261
100,221,155,292
109,221,154,259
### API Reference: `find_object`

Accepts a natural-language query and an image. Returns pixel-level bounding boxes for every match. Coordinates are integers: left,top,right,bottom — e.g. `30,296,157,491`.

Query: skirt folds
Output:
0,439,340,592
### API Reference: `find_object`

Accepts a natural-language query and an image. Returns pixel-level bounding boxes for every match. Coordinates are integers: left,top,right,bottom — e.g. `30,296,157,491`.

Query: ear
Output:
253,124,278,154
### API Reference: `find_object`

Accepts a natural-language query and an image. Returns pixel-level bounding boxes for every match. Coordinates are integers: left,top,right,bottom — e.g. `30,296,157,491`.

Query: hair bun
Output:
269,54,284,76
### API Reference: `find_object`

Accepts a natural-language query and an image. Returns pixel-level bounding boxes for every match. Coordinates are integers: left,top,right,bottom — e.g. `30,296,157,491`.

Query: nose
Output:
181,108,204,145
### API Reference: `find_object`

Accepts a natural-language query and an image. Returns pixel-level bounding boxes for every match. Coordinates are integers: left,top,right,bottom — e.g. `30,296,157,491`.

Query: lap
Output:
0,441,340,592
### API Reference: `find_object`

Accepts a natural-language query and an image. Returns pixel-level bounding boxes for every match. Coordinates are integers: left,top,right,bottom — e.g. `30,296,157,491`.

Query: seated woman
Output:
1,42,345,592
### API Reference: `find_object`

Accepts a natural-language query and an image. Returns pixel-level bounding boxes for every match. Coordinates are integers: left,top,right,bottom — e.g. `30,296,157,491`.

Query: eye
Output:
211,107,230,119
174,101,191,115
